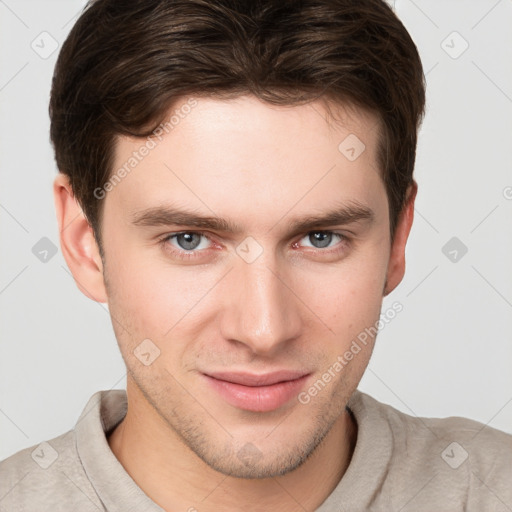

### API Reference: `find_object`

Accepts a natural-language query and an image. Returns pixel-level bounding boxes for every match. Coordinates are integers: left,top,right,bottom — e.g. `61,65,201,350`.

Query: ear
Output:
383,180,417,296
53,173,108,303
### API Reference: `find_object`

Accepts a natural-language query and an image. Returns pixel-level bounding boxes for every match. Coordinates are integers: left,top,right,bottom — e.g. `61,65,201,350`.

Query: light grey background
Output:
1,0,511,461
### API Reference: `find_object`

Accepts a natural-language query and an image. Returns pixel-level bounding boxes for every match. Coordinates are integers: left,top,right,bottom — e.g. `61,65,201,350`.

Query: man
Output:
1,0,511,510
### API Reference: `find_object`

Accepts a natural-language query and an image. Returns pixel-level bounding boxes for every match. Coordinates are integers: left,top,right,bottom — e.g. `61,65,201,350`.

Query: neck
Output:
108,380,357,512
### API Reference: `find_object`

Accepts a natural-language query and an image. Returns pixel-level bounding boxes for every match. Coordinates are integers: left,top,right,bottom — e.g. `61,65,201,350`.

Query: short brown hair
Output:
49,0,425,249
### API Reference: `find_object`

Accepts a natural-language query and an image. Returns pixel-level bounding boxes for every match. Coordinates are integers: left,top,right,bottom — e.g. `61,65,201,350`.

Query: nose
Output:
219,252,303,357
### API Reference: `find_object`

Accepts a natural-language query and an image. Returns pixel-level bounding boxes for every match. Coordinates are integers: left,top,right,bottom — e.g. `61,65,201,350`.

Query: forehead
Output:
108,95,386,231
153,95,381,161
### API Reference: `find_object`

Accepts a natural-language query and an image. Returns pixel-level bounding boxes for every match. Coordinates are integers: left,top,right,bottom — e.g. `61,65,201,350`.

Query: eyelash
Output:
158,231,216,261
158,230,350,261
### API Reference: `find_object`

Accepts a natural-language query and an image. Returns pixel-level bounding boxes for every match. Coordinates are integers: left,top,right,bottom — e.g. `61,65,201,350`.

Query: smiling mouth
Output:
202,371,311,412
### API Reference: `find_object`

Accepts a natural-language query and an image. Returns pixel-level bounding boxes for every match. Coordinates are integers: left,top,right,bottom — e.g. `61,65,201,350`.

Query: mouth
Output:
202,370,311,412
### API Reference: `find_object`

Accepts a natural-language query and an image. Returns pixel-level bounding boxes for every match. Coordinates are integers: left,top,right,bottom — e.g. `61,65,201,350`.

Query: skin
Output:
54,95,416,511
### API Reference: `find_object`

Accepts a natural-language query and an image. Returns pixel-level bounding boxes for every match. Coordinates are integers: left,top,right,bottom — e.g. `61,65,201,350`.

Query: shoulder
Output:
349,391,512,510
0,430,102,511
356,391,512,459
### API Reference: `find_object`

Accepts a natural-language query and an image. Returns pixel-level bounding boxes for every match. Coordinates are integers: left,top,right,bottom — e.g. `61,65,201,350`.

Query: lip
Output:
202,371,310,412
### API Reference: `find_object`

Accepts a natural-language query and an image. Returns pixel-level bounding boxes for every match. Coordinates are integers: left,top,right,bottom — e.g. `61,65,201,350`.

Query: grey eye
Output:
175,232,203,250
308,231,333,249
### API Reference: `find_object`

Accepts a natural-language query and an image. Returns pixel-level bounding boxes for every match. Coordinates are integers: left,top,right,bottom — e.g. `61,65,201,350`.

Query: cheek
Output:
104,246,222,346
297,251,387,334
103,245,171,343
298,261,386,397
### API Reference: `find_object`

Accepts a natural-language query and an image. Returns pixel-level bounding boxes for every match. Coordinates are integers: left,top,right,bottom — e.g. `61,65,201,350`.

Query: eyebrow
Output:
131,201,375,235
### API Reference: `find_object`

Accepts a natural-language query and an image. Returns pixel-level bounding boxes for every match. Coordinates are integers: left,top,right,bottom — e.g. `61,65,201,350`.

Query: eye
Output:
165,232,212,251
299,231,346,249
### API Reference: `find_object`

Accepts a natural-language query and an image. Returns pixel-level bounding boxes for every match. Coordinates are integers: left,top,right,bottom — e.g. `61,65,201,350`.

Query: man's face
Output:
101,95,392,477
